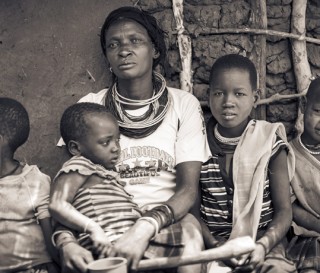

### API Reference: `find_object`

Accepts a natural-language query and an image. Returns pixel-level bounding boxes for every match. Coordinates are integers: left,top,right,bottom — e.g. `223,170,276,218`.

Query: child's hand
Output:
87,223,111,255
234,243,266,272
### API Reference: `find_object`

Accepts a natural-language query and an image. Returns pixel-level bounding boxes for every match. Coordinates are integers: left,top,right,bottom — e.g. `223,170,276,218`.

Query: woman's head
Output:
100,6,167,73
208,54,259,135
0,97,30,153
60,102,120,169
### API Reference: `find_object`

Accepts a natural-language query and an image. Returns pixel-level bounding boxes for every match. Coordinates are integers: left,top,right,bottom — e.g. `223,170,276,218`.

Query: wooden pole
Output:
291,0,312,134
172,0,193,93
137,236,255,271
191,28,320,45
250,0,267,120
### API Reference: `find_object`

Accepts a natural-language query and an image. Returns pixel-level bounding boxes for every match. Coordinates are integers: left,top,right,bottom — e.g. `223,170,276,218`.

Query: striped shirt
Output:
200,120,287,239
56,156,142,250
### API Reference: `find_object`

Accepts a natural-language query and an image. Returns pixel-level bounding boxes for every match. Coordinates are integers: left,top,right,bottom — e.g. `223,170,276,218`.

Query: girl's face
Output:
104,19,158,81
79,113,120,170
302,98,320,145
209,68,257,136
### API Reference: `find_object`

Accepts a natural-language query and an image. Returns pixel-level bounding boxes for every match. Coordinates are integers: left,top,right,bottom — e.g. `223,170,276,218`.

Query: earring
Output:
109,67,113,73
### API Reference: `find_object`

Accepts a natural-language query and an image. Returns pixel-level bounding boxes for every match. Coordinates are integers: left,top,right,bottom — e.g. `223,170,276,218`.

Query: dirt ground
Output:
0,0,132,178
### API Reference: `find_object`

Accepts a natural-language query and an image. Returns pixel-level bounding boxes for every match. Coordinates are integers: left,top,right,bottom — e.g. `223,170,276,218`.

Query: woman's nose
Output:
119,44,132,58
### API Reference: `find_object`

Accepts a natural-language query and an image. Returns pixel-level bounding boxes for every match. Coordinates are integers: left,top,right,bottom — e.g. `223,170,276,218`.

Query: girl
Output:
195,54,297,273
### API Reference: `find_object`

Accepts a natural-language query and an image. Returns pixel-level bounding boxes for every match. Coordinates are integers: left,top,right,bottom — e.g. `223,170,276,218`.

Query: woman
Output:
55,6,209,273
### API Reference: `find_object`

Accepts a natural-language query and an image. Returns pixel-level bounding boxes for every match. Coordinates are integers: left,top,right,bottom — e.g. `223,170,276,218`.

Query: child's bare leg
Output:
178,213,204,273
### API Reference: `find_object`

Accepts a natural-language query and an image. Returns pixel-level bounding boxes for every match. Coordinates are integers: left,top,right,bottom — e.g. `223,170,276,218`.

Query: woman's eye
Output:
213,92,223,96
107,42,118,49
236,92,245,96
132,38,142,44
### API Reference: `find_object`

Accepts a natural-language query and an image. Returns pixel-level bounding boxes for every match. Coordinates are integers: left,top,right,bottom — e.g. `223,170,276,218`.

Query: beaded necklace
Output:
105,72,170,138
298,135,320,155
214,124,240,146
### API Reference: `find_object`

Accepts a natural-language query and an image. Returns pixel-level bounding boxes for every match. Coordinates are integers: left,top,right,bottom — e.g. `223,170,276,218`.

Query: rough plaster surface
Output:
0,0,131,178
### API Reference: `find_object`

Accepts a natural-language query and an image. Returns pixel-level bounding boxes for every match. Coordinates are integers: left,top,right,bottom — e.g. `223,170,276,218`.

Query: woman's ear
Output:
152,46,160,59
67,140,81,156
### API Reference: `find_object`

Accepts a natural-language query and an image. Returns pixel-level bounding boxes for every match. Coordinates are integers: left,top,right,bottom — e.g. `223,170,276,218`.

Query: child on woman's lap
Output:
193,54,297,273
50,102,141,256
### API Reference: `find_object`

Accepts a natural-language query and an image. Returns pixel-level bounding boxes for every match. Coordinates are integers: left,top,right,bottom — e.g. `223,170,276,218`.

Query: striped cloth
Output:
55,156,142,250
200,119,287,239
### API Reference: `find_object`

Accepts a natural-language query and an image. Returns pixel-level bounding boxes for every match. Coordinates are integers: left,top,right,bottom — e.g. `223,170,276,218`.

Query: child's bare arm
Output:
49,172,109,248
292,200,320,233
39,217,60,265
257,149,292,251
239,149,292,271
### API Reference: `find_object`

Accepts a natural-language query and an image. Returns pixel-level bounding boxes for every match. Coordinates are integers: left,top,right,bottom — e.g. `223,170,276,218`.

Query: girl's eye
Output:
213,92,223,97
236,92,246,97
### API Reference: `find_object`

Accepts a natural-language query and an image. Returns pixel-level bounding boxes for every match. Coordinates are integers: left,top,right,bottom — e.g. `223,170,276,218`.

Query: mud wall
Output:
1,0,319,178
139,0,320,134
0,0,131,177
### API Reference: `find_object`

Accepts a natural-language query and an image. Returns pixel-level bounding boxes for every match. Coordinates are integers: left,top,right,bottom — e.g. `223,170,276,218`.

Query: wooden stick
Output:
172,0,193,93
137,236,255,271
191,27,320,45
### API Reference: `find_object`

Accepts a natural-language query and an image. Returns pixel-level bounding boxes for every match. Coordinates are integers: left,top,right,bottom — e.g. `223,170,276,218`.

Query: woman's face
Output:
104,19,157,81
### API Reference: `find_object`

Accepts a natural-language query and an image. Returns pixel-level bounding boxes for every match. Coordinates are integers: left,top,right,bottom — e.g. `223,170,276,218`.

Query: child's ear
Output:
253,89,260,107
67,140,81,156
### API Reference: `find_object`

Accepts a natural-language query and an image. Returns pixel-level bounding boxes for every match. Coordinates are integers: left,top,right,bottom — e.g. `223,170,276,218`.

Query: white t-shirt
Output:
58,87,210,209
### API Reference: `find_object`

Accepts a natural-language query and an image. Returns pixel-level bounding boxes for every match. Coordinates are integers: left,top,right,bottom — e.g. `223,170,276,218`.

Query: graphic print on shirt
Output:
116,145,175,186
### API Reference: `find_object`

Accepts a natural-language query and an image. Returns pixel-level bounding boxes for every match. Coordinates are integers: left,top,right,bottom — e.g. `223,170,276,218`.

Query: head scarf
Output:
100,6,167,69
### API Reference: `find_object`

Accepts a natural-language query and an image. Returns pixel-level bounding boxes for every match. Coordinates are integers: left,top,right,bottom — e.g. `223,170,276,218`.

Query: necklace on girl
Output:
214,124,241,145
298,136,320,155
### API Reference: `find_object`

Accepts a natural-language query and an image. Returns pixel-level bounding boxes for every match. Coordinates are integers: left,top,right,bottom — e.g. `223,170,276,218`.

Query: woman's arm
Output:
190,185,223,249
108,162,202,270
167,161,202,220
292,200,320,233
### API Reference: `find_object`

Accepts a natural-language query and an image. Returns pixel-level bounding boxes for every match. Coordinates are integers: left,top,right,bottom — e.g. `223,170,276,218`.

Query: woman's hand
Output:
60,241,94,273
107,220,155,270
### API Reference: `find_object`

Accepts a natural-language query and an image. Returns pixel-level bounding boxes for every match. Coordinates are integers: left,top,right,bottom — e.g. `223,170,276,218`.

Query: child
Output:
49,102,142,256
286,78,320,273
0,98,59,273
194,54,297,272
